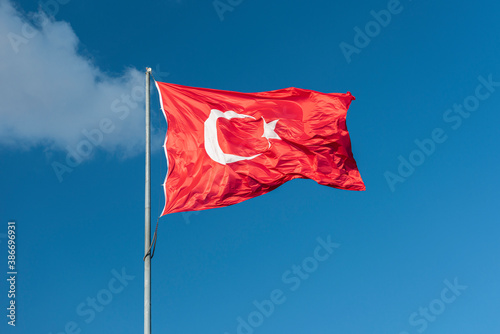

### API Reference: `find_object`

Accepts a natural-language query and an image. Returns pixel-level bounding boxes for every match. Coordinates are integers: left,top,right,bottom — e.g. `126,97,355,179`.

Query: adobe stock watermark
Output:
397,278,467,334
385,74,499,192
48,267,135,334
6,221,17,327
50,65,169,183
182,211,200,225
7,0,72,54
339,0,404,64
213,0,244,21
223,235,339,334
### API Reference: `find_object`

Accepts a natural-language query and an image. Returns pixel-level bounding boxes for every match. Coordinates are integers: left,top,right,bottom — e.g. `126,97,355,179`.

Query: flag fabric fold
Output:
156,81,365,215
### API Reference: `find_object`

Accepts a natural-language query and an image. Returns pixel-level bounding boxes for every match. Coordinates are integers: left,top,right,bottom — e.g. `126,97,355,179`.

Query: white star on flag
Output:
262,118,281,147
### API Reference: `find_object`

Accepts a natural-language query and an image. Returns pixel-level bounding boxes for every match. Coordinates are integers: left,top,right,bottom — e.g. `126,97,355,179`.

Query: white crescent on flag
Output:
204,109,281,165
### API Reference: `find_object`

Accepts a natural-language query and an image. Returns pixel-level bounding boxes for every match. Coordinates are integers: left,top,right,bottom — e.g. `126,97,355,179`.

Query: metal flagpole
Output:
144,67,152,334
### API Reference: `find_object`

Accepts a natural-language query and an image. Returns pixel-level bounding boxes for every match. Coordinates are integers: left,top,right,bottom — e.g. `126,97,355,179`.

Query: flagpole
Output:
144,67,152,334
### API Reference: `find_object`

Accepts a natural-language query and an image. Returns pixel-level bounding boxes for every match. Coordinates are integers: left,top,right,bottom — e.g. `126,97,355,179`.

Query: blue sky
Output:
1,0,500,333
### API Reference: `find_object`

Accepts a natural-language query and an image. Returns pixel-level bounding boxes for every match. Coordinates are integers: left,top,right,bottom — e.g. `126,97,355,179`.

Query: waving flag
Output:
156,82,365,215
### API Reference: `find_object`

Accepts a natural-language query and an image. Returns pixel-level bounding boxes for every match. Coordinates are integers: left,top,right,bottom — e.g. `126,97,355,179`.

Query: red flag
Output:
156,82,365,215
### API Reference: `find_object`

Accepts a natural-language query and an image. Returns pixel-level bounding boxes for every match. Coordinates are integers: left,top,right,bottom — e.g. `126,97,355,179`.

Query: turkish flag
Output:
156,82,365,215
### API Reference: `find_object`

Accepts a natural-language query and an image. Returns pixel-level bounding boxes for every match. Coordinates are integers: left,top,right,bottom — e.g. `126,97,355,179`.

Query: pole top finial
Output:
146,67,152,74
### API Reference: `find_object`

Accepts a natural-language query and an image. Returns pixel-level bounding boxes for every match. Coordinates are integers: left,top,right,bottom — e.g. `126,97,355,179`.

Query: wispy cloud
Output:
0,0,146,156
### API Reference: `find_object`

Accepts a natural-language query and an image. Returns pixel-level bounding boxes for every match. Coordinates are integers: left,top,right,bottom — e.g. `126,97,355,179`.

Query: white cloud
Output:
0,0,150,157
